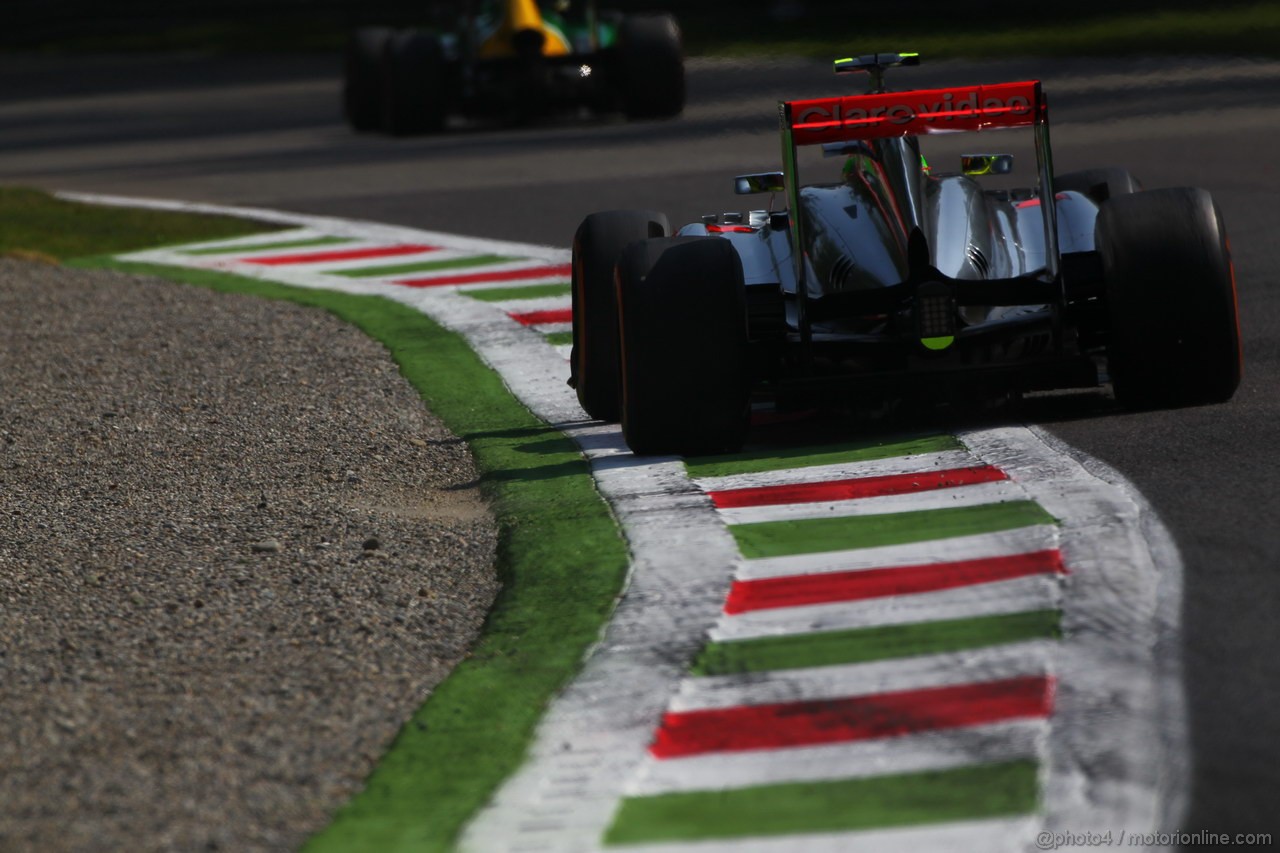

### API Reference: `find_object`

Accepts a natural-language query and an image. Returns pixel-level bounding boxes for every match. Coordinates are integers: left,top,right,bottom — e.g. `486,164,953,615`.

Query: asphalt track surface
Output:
3,50,1278,838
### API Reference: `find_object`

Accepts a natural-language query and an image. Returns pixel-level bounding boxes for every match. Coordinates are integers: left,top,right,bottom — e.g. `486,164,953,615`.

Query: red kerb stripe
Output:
510,308,572,326
243,244,437,265
724,549,1066,614
708,465,1007,509
395,264,573,288
650,675,1055,759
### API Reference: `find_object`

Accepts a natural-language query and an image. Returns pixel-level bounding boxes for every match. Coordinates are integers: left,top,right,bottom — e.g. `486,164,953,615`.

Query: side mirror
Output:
961,154,1014,176
735,172,785,195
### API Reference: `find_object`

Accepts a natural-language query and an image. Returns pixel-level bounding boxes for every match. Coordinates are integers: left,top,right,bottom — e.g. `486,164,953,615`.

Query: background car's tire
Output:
382,30,447,136
1056,166,1142,203
343,27,392,131
1096,187,1241,408
616,14,685,120
617,237,750,455
570,210,669,422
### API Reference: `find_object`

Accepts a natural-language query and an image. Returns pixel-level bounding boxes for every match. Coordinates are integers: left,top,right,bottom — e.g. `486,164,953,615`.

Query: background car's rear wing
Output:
777,79,1062,347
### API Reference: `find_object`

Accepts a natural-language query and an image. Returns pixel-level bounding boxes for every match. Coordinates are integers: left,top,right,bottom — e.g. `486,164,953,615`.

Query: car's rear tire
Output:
616,14,685,120
382,30,447,136
344,27,392,131
570,210,669,421
617,237,750,455
1056,167,1141,204
1097,187,1241,408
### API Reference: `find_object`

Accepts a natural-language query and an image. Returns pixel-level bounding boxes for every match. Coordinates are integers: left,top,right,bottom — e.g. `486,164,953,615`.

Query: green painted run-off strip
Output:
684,433,964,479
544,331,574,346
604,759,1039,845
181,235,352,255
732,500,1056,560
466,283,572,303
692,609,1062,676
333,253,514,278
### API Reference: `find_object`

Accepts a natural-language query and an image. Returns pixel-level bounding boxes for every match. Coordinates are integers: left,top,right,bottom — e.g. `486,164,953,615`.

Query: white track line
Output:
735,524,1062,581
245,247,478,272
488,295,572,313
710,574,1066,643
960,426,1189,841
670,637,1049,712
668,640,1054,713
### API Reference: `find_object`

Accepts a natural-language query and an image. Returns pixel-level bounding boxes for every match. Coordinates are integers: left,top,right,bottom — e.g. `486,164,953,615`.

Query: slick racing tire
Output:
344,27,392,131
1055,167,1142,204
571,210,670,421
1097,187,1241,408
616,14,685,120
616,237,750,455
382,30,447,136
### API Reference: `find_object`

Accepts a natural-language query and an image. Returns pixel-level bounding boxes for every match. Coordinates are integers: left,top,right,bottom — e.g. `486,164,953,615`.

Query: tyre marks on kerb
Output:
601,443,1063,848
84,192,1186,852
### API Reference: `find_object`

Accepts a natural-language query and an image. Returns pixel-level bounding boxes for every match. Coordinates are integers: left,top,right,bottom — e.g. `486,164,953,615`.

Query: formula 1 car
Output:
344,0,684,134
570,53,1242,455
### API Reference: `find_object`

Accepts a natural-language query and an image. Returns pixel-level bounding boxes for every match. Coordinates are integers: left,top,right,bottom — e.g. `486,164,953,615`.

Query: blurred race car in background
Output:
570,53,1242,455
344,0,684,133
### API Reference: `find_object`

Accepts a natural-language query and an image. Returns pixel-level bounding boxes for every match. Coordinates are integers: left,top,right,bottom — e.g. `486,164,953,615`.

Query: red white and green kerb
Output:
101,198,1185,852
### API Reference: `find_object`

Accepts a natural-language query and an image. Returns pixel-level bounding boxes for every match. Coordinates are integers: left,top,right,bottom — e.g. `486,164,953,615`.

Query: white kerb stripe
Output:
626,718,1046,795
668,639,1055,713
692,449,981,492
716,479,1024,526
489,295,571,313
735,524,1062,581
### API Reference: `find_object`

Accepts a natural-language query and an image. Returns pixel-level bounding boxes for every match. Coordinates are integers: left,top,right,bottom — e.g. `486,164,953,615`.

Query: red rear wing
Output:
776,77,1063,340
783,80,1044,144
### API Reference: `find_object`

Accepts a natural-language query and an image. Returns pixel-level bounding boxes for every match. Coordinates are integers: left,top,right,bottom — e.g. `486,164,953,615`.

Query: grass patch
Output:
333,254,517,279
0,187,284,260
71,256,629,852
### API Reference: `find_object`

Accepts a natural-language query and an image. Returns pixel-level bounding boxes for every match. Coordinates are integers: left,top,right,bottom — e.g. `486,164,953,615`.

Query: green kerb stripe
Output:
332,253,514,278
691,610,1062,676
181,235,352,255
467,283,572,303
604,759,1038,845
732,500,1056,559
684,433,963,479
544,331,573,346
